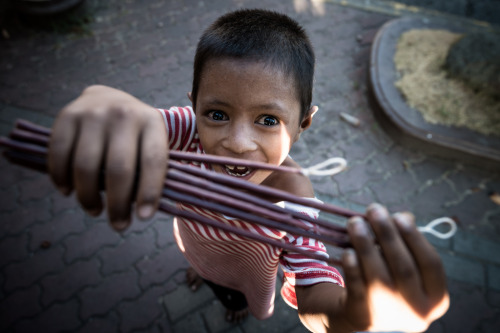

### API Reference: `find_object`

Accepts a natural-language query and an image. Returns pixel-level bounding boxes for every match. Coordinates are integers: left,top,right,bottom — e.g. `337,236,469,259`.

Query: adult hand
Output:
340,203,449,332
48,85,168,231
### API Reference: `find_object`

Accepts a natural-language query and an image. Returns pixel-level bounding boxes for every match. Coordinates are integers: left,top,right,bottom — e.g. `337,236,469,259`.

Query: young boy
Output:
48,9,449,332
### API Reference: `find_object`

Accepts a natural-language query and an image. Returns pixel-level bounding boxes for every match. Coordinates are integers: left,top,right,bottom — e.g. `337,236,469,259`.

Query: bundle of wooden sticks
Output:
0,119,364,264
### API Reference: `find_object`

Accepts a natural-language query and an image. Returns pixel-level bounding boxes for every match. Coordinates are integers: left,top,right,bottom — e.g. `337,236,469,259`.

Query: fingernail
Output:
138,204,154,220
394,212,413,229
349,217,367,235
112,220,129,231
367,203,384,213
344,249,357,267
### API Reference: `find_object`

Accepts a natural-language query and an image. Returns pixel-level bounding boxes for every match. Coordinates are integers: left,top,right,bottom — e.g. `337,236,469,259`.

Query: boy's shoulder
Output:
262,156,315,198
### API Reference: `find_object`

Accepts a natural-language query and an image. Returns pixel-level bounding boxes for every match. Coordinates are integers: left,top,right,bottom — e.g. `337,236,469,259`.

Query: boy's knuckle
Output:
394,263,416,281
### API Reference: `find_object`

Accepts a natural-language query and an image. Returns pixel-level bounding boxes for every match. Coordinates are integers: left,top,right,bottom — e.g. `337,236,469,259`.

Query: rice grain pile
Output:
394,29,500,137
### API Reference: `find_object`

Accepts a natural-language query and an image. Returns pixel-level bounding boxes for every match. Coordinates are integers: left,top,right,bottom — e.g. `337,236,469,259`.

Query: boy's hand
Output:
48,85,168,231
340,204,449,332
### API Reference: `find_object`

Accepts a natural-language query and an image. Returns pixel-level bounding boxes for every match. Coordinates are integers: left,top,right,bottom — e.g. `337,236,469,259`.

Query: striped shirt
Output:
158,106,344,319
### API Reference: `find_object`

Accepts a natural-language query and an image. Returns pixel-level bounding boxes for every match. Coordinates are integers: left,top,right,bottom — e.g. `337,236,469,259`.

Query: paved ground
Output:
0,0,499,332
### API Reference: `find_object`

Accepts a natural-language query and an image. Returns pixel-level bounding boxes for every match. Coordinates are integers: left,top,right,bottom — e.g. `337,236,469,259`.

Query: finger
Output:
105,120,140,231
342,249,367,302
347,216,391,285
394,213,448,305
366,204,426,306
135,115,168,220
73,118,106,216
48,110,78,195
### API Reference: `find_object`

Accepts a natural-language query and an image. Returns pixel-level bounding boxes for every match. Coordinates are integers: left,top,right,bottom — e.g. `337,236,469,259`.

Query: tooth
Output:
236,166,246,171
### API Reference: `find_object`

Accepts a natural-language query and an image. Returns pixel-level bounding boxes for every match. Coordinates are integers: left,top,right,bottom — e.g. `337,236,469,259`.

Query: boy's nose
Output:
222,126,258,155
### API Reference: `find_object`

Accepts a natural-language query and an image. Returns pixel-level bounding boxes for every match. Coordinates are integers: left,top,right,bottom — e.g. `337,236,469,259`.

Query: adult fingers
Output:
135,115,168,220
48,110,78,195
72,118,106,216
347,216,391,285
365,204,426,308
393,213,449,308
105,116,140,231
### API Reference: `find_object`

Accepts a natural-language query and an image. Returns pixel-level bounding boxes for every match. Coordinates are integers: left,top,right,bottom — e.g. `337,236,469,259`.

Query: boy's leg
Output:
203,279,249,323
186,267,204,291
186,266,249,322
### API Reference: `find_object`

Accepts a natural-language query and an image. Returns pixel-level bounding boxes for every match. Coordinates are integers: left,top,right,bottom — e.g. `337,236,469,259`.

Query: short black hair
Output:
191,9,315,121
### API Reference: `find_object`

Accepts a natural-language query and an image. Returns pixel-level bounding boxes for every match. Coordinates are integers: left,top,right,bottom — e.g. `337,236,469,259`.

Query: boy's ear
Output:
293,105,317,143
299,105,318,132
187,92,193,103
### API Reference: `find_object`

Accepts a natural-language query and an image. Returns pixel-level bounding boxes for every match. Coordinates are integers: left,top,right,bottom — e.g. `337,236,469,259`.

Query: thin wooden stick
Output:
0,119,359,258
159,201,342,265
164,178,350,247
166,168,348,240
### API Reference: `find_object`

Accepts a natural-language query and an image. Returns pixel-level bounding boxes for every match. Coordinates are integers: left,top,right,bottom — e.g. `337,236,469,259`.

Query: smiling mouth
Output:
224,164,252,177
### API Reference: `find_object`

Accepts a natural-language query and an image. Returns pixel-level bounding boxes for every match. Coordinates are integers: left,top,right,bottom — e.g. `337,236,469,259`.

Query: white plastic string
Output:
302,157,457,240
301,157,348,176
417,217,457,239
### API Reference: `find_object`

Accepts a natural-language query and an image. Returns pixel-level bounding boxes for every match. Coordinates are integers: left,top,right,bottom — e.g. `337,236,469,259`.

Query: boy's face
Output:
191,58,314,185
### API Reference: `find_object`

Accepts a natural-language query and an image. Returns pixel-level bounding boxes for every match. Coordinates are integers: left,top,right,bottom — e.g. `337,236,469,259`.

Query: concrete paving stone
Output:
367,171,420,205
487,289,500,307
439,281,496,333
63,221,121,264
480,313,500,333
121,213,160,235
136,242,190,289
3,244,65,292
164,283,215,322
0,105,54,129
445,190,498,236
117,285,172,332
424,319,445,333
357,27,380,46
51,192,81,215
172,312,208,333
29,210,86,252
411,180,461,220
79,269,141,319
0,232,30,268
336,163,384,196
138,55,178,78
288,324,311,333
241,293,303,333
99,228,158,275
310,174,342,197
0,284,41,332
487,264,500,291
13,298,81,333
345,187,380,207
0,185,19,212
153,217,176,248
453,230,500,266
342,134,385,165
358,13,394,29
40,258,101,306
75,315,120,333
438,250,485,287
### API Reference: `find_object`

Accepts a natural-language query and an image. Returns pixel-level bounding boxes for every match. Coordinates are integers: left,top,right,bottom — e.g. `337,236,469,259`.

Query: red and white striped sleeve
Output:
156,106,197,151
279,199,345,309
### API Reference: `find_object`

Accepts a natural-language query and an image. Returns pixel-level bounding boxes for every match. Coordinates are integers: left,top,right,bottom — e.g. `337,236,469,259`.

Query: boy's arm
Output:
48,85,168,231
296,204,449,333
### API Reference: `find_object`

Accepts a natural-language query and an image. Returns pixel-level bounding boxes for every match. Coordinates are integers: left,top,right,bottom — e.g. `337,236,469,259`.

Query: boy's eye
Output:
257,115,279,126
207,110,228,121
